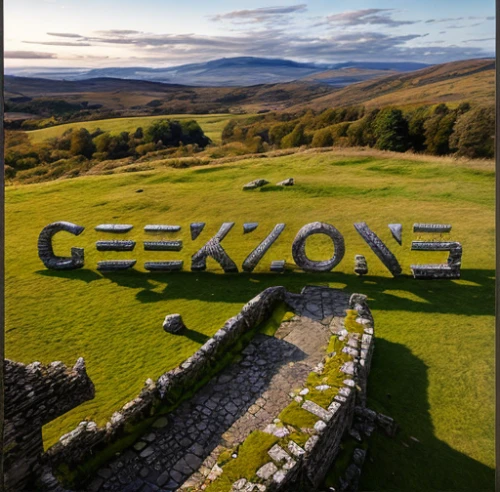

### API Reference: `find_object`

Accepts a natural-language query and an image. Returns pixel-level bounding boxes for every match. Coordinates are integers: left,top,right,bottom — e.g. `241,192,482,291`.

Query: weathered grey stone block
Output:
354,255,368,276
243,222,259,234
143,241,183,251
97,260,136,271
277,178,294,186
190,222,206,240
144,261,183,272
388,224,403,245
163,314,186,334
95,240,136,252
95,224,133,233
144,225,181,233
243,179,269,190
413,223,452,233
270,260,286,273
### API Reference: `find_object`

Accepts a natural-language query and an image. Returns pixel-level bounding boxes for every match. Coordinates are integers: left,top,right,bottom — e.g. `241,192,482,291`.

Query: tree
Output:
424,105,457,155
450,106,495,158
407,106,429,152
311,127,334,147
70,128,95,158
373,108,409,152
280,124,309,149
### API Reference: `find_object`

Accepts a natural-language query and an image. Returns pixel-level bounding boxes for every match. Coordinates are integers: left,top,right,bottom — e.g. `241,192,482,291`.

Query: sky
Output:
4,0,496,68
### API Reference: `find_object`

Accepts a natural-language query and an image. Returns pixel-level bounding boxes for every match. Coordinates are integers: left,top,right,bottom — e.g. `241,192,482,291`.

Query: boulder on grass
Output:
277,178,294,186
163,314,186,334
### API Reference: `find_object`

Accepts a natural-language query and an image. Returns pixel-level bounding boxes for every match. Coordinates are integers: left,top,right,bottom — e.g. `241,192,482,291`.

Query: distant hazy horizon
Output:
5,1,495,69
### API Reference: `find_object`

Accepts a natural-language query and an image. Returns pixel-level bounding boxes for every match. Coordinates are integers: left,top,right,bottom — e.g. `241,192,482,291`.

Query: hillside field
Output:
5,149,494,490
26,113,252,145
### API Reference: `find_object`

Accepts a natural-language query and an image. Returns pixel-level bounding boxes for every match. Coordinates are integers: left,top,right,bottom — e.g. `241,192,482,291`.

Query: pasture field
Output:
26,113,252,145
5,149,494,490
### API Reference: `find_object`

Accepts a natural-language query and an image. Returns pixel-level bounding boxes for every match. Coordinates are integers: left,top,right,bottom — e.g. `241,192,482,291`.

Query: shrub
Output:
450,106,495,158
70,128,95,158
281,124,309,148
311,127,334,147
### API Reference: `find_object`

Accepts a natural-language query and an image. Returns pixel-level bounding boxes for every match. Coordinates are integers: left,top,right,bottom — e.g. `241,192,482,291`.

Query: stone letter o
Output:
292,222,345,272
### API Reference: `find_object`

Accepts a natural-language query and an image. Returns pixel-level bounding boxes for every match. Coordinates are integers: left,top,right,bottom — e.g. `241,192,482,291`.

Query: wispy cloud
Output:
47,32,83,38
426,16,492,24
5,51,57,59
24,41,93,47
56,27,492,65
324,9,417,27
212,4,307,23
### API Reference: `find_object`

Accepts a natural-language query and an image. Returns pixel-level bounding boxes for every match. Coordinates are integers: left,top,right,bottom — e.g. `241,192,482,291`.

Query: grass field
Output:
5,149,494,490
26,113,252,145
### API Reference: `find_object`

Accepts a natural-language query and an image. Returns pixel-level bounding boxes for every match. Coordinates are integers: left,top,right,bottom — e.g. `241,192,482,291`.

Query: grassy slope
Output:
293,58,495,111
26,113,252,145
5,150,494,490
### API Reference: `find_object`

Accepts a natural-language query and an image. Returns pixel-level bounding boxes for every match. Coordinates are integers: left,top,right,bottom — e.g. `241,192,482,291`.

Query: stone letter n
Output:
191,222,238,273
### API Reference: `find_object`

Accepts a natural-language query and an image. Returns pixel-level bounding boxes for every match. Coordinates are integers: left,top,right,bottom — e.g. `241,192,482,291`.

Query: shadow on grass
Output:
358,339,494,491
36,269,103,283
179,328,210,344
43,268,494,317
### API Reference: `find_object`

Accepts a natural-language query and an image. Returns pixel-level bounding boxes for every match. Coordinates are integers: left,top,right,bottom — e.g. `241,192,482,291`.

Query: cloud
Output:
325,9,417,27
426,16,491,24
24,41,93,47
77,27,493,65
463,37,495,43
212,4,307,23
5,51,57,59
94,30,141,36
47,32,83,38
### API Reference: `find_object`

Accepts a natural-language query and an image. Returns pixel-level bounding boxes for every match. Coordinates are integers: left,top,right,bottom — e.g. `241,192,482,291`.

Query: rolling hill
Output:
5,56,429,87
4,76,336,118
293,58,495,111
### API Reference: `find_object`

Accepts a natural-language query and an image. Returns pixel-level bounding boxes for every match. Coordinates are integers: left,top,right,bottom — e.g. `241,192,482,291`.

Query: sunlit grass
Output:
5,150,494,490
26,113,252,145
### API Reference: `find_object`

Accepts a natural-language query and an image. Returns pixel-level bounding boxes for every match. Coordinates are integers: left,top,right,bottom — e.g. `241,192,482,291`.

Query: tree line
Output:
5,119,211,180
222,103,495,159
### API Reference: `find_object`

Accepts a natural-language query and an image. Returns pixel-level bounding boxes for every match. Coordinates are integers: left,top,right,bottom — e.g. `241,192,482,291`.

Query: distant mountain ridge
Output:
5,56,430,87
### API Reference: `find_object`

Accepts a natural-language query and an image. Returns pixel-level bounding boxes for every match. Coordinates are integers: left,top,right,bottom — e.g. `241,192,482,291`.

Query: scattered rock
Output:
243,223,259,234
163,314,186,334
277,178,294,186
243,179,269,190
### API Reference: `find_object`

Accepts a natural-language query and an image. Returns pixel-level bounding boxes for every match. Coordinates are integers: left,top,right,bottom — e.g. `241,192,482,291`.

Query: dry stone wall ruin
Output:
4,286,391,492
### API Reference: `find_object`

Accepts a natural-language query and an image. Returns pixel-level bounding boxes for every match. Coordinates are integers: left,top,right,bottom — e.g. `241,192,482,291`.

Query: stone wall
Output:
4,358,95,491
216,292,377,492
42,287,287,488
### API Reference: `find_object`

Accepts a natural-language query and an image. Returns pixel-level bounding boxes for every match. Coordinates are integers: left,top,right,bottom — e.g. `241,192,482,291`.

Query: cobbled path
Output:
90,287,350,492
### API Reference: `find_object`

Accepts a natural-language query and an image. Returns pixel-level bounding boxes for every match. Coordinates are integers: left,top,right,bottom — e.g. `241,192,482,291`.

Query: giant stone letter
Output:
242,223,286,272
191,222,238,273
354,222,402,277
292,222,345,272
410,241,462,279
38,221,85,270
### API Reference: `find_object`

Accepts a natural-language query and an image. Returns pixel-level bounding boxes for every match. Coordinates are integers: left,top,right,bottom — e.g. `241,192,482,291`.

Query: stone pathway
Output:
89,287,350,492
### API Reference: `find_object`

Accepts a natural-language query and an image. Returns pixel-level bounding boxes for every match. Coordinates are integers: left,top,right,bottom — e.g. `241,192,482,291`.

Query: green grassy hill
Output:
5,149,494,490
26,113,251,145
293,58,495,111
